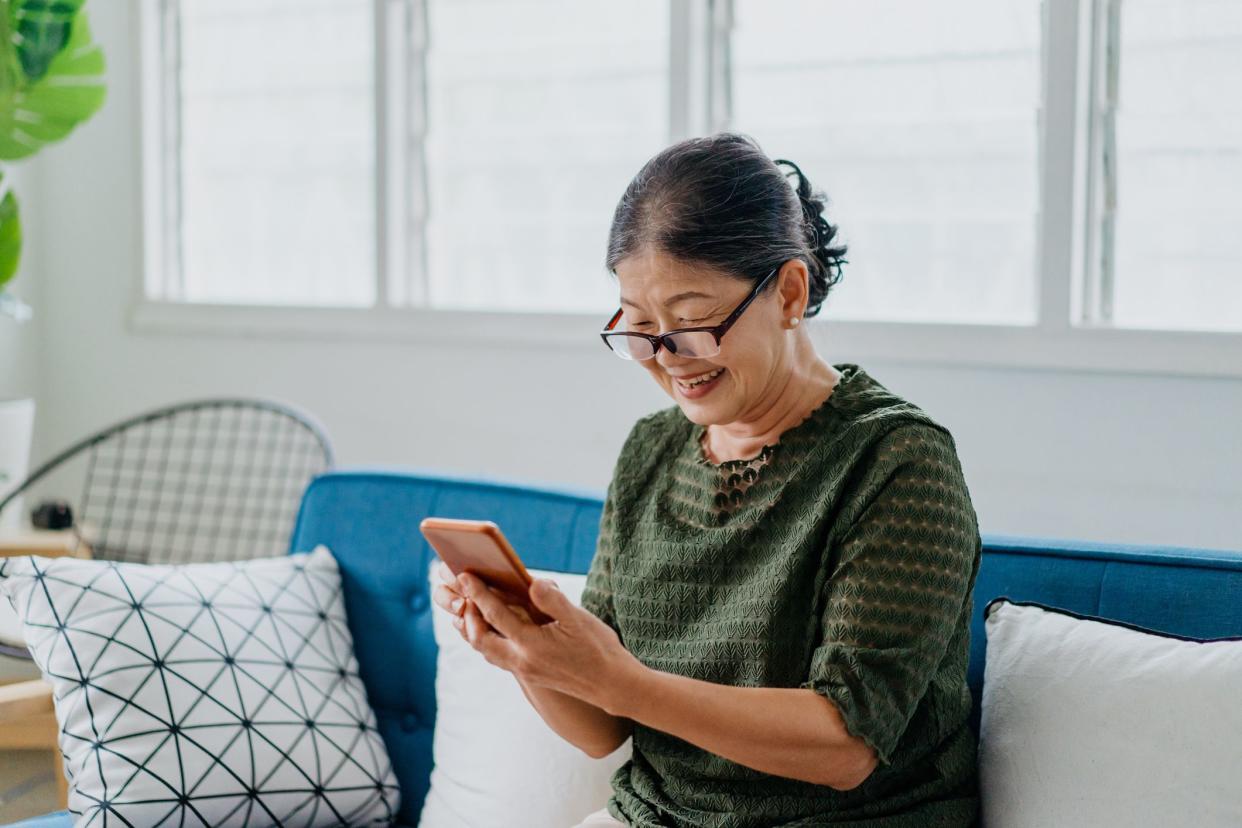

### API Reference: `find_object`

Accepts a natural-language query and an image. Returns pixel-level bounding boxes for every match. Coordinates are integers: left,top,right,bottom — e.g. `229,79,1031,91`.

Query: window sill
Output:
128,300,1242,380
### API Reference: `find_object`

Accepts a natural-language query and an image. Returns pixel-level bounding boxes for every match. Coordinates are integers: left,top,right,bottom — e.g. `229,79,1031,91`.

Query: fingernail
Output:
451,598,463,612
452,616,463,628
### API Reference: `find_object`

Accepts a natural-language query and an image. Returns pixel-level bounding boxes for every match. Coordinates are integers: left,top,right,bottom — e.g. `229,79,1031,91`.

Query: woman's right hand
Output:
431,561,534,640
432,561,470,639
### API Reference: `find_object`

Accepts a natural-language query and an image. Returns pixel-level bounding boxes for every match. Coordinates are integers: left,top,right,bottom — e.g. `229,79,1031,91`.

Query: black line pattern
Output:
0,547,399,827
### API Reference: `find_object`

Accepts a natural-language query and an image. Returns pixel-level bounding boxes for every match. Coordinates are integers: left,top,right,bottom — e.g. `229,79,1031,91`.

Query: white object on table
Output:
0,397,36,536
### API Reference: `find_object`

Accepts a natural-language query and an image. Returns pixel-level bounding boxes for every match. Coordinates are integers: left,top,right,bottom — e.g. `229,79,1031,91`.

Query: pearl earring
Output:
789,317,800,327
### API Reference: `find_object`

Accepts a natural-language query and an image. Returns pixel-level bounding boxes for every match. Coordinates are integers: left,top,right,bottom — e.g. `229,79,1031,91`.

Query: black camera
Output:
31,499,74,531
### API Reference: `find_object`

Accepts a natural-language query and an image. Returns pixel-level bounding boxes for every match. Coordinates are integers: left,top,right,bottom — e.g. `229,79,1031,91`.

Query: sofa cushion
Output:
0,547,399,827
980,597,1242,827
965,536,1242,735
419,560,629,827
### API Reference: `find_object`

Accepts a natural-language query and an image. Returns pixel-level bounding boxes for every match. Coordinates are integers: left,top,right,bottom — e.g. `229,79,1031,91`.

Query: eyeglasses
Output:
600,267,780,361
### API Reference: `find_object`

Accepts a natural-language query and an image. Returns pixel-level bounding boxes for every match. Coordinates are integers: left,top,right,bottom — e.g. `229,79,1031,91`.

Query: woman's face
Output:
612,249,808,426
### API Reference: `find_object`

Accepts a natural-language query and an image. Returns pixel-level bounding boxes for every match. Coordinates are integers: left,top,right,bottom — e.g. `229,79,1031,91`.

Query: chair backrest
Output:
290,469,1242,827
0,398,333,565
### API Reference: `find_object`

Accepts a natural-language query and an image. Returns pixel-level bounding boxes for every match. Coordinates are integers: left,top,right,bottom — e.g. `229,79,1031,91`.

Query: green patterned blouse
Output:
580,363,981,827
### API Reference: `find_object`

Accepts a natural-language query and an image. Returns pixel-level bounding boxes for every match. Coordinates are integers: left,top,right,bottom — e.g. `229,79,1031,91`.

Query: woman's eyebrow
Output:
620,291,714,309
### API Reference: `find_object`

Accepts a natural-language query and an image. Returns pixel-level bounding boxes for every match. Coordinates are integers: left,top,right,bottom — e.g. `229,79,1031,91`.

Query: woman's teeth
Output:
677,368,724,389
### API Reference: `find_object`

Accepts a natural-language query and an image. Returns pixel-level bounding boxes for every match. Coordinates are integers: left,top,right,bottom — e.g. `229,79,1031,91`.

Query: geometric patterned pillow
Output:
0,546,400,827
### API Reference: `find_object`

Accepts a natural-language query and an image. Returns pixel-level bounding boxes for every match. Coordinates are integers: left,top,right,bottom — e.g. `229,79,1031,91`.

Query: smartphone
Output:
419,517,554,625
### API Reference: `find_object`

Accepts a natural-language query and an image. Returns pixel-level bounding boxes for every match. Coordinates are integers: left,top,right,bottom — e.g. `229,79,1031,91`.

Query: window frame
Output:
131,0,1242,380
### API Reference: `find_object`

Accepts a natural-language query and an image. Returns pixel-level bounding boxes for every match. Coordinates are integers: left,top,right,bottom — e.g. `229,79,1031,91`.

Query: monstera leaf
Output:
0,0,104,291
0,175,20,288
0,5,106,160
12,0,88,82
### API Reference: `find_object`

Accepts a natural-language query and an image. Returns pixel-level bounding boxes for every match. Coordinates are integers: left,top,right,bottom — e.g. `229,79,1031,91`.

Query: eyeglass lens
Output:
608,330,719,360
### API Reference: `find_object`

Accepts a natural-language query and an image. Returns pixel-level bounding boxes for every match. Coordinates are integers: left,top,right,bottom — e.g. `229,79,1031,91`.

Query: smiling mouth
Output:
674,367,725,390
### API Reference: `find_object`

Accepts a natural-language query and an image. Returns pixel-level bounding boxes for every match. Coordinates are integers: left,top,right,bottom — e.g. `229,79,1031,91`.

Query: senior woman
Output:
432,132,982,827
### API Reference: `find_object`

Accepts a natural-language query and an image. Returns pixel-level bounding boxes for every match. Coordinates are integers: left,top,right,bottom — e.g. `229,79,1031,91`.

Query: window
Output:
140,0,1242,351
730,0,1042,325
169,0,376,306
422,0,668,313
146,0,667,314
1095,0,1242,332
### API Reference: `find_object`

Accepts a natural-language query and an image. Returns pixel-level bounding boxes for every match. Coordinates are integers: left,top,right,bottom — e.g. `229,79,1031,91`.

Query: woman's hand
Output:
431,561,473,628
430,561,641,713
432,561,537,631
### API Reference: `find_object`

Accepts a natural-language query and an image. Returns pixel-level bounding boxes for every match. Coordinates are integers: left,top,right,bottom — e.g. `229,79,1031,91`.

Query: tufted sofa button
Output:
408,591,428,613
400,712,419,732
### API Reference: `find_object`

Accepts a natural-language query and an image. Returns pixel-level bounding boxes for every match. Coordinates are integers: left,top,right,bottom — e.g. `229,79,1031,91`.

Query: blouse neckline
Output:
654,364,864,530
688,363,859,470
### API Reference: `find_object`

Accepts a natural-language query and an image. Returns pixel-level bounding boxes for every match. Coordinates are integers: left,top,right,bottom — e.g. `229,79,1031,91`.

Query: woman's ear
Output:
777,259,810,321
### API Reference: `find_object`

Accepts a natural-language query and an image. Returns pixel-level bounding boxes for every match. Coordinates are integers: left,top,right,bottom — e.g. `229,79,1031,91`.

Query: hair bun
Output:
773,158,847,307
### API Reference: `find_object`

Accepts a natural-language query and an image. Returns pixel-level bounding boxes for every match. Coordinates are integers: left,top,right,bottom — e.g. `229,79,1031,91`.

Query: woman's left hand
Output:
454,572,640,712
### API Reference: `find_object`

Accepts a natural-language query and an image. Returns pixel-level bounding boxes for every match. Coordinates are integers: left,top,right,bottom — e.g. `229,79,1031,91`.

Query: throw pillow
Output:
980,597,1242,828
418,560,630,828
0,546,400,827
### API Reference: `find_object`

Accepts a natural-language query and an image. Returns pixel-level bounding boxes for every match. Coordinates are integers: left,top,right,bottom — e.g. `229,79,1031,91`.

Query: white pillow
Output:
0,547,400,827
980,597,1242,828
419,560,630,828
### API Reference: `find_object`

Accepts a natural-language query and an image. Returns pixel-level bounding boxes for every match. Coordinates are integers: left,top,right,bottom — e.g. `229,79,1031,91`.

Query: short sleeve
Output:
800,424,980,767
580,478,621,636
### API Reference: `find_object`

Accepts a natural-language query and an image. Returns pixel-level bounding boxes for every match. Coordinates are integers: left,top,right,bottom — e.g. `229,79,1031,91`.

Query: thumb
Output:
528,578,572,619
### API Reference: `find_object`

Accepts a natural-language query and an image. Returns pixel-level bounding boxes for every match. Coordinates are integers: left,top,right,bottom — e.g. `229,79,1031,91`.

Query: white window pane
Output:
1111,0,1242,332
730,0,1041,325
178,0,375,307
423,0,668,313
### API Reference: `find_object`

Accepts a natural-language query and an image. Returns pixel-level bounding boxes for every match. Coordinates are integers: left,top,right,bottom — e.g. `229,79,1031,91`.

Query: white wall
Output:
0,162,48,459
24,1,1242,553
0,269,43,407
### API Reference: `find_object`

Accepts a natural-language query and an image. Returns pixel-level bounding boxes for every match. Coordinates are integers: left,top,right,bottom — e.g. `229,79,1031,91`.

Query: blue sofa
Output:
11,468,1242,827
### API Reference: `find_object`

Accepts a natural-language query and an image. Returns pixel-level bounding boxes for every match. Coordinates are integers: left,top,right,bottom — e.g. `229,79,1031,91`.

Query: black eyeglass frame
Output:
599,266,781,361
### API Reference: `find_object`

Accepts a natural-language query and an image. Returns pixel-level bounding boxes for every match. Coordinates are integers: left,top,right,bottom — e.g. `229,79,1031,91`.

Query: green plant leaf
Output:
0,7,104,160
11,0,87,82
0,179,22,290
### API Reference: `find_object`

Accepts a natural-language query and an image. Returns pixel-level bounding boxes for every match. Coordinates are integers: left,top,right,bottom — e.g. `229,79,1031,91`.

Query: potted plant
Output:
0,1,105,531
0,0,106,320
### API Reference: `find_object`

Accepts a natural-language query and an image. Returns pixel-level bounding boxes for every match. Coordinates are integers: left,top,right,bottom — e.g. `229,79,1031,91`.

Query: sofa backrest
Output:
290,469,1242,826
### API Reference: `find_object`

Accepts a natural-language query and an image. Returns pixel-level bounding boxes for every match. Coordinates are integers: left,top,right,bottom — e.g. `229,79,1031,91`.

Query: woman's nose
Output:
654,342,690,370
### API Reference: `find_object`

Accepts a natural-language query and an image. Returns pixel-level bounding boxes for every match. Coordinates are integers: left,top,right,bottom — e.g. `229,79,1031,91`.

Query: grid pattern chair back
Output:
0,398,333,566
